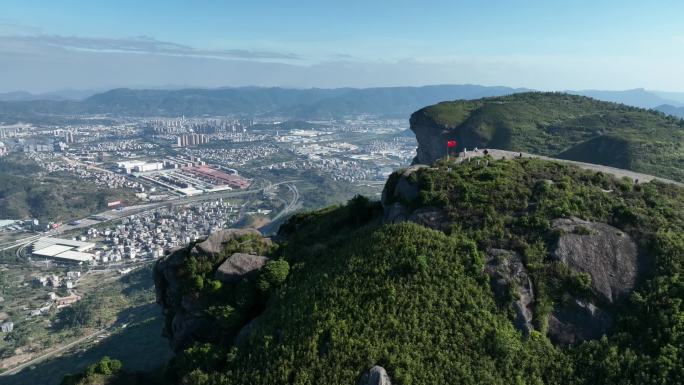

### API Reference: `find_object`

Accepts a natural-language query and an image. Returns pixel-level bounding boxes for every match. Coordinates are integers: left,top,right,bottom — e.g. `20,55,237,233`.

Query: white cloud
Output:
0,29,682,93
0,33,303,62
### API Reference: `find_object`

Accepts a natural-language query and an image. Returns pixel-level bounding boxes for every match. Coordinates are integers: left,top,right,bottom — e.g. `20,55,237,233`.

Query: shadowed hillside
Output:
411,92,684,181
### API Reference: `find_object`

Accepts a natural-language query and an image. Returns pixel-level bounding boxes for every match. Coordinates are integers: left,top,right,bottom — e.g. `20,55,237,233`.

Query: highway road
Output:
0,180,301,254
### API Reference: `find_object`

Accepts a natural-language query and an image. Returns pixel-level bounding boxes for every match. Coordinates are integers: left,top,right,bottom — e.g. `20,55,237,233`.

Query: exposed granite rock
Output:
215,253,269,283
381,166,451,232
548,299,614,346
154,246,189,315
169,310,214,352
359,366,392,385
155,246,210,352
484,249,535,336
382,202,409,223
154,228,268,353
393,165,428,203
410,109,460,165
409,105,503,165
192,228,264,257
551,217,640,303
408,207,451,233
381,165,428,206
484,247,617,344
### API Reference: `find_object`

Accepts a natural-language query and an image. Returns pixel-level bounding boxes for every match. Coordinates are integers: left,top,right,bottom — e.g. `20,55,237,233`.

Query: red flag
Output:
447,140,457,148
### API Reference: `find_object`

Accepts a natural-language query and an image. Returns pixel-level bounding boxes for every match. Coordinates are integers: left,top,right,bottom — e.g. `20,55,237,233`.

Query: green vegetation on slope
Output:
415,92,684,180
138,157,683,385
0,155,137,222
1,266,172,385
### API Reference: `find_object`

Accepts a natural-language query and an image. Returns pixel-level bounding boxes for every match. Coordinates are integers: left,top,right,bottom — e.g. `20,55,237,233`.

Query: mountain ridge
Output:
656,104,684,118
3,85,684,120
146,154,684,385
0,85,529,119
60,93,684,385
411,92,684,181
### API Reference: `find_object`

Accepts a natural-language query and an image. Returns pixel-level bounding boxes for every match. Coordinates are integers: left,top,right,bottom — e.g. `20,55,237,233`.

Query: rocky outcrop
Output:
481,217,643,345
409,105,498,165
382,202,410,223
484,249,535,336
548,299,614,346
168,309,215,352
410,109,464,165
192,228,264,257
381,165,428,205
154,245,211,352
154,228,268,353
407,207,451,233
551,218,640,303
381,166,451,232
359,366,392,385
542,217,641,345
215,253,269,283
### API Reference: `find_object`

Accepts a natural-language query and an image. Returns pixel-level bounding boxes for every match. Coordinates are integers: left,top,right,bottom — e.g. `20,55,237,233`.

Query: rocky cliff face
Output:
381,163,646,345
409,110,456,165
408,102,505,165
551,218,639,304
154,228,273,352
484,249,535,336
381,165,452,232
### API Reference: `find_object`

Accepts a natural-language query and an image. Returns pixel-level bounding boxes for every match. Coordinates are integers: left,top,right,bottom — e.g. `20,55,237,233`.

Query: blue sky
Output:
1,0,683,92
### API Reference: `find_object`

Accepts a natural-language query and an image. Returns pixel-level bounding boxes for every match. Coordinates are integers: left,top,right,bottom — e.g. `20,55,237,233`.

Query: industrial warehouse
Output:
116,156,251,196
31,237,96,264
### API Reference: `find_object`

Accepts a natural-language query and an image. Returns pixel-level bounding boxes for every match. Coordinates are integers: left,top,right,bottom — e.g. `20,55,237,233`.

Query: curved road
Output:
0,180,301,254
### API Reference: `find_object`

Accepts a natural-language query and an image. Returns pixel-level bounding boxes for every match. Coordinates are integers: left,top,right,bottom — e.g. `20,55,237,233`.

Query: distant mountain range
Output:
0,85,683,120
568,88,684,109
0,89,101,102
655,104,684,118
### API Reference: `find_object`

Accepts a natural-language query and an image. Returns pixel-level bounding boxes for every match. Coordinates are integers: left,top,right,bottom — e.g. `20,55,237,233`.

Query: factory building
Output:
117,160,164,174
31,237,96,264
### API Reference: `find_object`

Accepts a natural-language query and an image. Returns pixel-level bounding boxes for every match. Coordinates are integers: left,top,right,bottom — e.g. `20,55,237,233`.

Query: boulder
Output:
484,249,535,336
359,366,392,385
408,207,451,233
154,228,272,353
551,218,640,303
215,253,269,283
192,228,263,257
547,299,614,346
154,246,190,315
381,166,452,233
393,165,427,203
169,311,215,352
382,165,428,206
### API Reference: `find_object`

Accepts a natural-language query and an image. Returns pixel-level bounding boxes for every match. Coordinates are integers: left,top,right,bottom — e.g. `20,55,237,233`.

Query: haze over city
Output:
1,2,684,385
2,0,684,92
